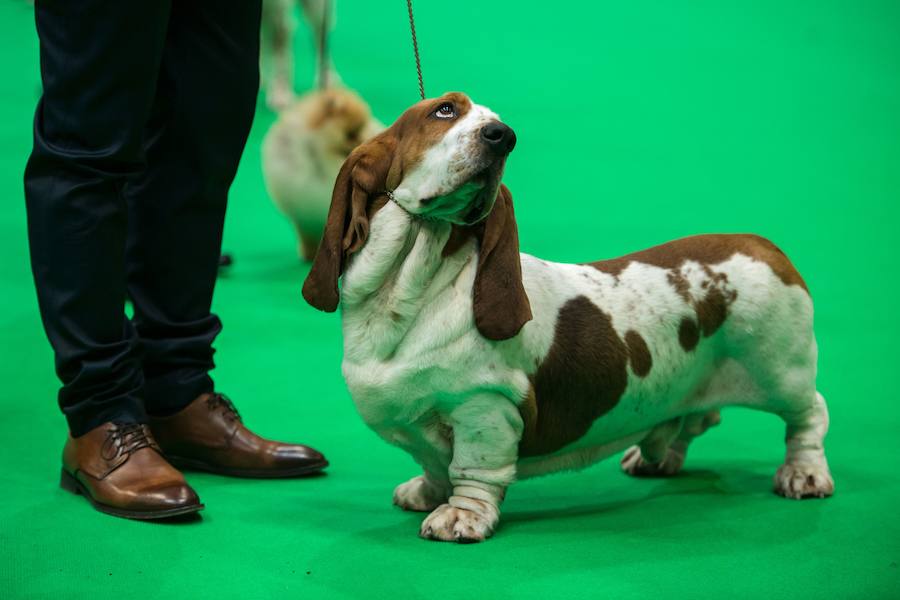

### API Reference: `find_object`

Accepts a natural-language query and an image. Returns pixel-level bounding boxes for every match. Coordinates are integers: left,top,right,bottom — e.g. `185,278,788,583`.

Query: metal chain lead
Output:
406,0,425,99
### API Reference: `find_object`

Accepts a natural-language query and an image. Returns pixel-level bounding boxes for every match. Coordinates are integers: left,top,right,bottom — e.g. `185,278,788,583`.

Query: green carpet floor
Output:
1,1,898,598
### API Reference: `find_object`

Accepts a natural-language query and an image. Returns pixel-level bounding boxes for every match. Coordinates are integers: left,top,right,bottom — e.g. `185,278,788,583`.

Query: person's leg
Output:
132,1,327,477
24,0,171,436
125,0,262,417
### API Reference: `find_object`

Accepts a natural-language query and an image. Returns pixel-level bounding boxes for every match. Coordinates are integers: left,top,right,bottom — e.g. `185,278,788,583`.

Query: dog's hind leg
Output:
741,315,833,498
773,391,833,499
621,410,721,477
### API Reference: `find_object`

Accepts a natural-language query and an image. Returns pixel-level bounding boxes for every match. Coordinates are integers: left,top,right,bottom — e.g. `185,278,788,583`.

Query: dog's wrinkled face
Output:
303,92,532,338
389,92,516,225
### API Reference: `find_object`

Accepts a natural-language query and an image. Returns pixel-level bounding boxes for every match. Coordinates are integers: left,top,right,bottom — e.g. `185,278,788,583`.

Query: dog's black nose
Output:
481,122,516,154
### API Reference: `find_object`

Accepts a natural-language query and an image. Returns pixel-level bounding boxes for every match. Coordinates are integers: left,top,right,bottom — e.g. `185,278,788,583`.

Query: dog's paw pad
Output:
419,504,495,543
774,463,834,499
620,445,684,477
393,476,447,512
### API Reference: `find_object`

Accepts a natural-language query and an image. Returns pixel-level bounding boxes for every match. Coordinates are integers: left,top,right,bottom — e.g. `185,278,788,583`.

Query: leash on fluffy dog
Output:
318,0,331,90
406,0,425,99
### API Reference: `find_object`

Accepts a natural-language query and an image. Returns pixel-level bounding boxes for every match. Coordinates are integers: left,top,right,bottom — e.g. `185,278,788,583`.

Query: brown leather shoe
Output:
61,422,203,520
148,393,328,478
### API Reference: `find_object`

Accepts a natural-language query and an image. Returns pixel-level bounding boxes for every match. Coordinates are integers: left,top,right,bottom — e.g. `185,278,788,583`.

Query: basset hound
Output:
302,92,834,543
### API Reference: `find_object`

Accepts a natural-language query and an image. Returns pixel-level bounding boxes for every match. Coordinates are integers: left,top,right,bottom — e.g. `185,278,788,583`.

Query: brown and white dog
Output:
302,92,834,543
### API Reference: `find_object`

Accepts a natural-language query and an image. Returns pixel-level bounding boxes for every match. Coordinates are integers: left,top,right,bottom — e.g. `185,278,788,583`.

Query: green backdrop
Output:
1,1,898,598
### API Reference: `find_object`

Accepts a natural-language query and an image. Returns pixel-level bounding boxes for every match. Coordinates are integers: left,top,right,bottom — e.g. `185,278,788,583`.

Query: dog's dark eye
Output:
435,103,455,119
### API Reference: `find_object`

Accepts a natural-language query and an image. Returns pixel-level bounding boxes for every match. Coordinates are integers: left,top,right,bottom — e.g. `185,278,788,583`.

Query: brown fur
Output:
590,234,808,294
696,286,731,337
624,330,652,377
678,317,700,351
666,270,691,302
471,185,532,340
519,296,629,457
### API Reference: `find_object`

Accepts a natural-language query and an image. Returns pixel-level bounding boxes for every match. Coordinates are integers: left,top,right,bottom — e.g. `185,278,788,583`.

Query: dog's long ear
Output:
302,134,397,312
472,184,533,340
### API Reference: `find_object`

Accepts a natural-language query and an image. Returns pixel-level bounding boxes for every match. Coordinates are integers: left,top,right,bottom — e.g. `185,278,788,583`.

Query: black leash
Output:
406,0,425,100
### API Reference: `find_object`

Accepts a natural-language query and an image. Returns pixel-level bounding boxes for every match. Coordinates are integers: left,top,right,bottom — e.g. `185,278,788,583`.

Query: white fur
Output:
334,104,833,543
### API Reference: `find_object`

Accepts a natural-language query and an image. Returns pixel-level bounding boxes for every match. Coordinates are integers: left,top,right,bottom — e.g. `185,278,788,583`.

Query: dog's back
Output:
515,234,820,481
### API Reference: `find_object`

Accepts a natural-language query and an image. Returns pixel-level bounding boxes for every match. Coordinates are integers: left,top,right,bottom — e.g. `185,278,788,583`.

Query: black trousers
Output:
25,0,262,436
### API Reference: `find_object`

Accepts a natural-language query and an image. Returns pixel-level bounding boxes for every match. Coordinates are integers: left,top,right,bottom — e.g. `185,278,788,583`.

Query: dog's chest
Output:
341,298,517,429
338,211,522,425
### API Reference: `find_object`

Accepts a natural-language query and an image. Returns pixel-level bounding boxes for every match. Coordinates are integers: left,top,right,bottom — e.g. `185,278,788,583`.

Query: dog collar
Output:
385,190,434,222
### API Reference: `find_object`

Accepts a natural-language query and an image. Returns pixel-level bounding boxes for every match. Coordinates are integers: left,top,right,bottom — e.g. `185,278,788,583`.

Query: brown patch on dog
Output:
519,296,629,457
696,287,729,337
624,330,652,377
590,234,809,294
666,270,690,302
678,317,700,351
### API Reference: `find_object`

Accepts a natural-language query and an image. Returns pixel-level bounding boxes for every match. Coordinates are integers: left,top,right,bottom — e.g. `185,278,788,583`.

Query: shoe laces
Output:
206,393,242,422
102,423,155,460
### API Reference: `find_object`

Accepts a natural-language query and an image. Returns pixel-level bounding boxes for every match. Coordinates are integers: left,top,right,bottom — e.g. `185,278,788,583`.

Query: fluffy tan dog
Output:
262,88,383,260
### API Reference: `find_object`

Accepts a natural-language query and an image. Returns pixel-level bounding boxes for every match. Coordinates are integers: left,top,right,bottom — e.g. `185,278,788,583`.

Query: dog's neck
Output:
340,202,477,362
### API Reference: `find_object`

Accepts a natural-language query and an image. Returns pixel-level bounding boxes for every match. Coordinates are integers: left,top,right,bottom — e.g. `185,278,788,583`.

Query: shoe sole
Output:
165,456,329,479
60,469,204,521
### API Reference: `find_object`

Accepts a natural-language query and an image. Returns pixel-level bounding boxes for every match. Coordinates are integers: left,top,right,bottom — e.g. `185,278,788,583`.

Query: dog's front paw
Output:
774,462,834,499
393,475,448,512
419,503,497,543
620,445,685,477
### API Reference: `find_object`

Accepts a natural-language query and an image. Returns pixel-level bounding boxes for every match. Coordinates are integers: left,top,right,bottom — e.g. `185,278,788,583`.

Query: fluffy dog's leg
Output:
621,410,721,477
419,397,522,543
774,391,834,499
301,0,341,88
262,0,295,111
